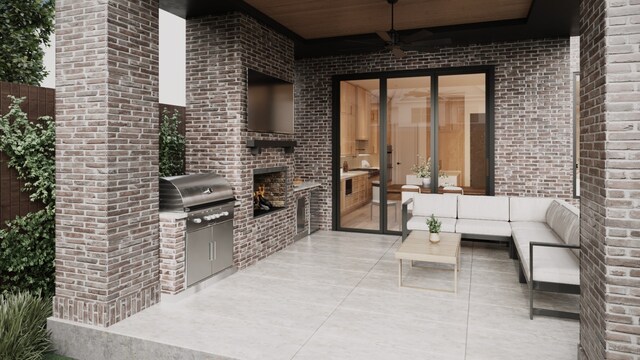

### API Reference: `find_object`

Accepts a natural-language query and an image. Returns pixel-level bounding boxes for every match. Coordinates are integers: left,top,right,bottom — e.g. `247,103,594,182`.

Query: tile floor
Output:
108,231,579,360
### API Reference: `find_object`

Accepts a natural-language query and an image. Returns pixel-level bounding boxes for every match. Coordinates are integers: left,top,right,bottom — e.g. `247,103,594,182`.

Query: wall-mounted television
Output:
247,69,294,134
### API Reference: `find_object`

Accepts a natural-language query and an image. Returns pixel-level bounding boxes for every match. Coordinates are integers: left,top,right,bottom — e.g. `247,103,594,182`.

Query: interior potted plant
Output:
410,156,432,187
426,214,442,243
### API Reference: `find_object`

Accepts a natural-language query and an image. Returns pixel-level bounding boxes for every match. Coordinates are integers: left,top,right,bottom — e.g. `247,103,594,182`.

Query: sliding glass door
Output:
335,68,492,234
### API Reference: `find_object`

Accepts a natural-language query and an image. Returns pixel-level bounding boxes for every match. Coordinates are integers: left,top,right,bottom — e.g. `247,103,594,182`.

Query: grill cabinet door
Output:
211,219,234,274
186,226,213,286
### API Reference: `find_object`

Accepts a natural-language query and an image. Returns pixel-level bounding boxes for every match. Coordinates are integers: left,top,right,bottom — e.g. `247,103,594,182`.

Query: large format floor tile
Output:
100,232,579,360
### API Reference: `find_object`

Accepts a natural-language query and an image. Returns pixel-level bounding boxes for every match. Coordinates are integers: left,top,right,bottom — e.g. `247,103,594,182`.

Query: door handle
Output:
209,242,213,261
213,241,217,260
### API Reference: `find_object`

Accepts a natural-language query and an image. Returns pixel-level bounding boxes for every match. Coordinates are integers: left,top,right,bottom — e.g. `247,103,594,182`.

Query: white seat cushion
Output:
510,221,549,232
509,197,555,222
513,228,579,285
407,216,456,233
412,194,458,219
457,195,509,221
455,219,511,237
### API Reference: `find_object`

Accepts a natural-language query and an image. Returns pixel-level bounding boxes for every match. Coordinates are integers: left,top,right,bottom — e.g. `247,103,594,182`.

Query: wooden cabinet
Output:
368,102,379,155
355,87,370,140
340,82,356,156
340,173,371,216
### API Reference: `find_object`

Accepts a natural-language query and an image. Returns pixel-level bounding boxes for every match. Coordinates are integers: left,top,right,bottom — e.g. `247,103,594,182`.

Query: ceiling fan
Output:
373,0,451,59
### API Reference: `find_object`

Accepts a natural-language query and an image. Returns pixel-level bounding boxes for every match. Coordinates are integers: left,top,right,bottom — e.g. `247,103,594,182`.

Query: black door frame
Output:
332,66,495,234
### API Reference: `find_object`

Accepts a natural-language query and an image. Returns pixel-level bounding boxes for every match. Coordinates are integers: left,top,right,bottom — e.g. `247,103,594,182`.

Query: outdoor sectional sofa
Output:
401,194,580,319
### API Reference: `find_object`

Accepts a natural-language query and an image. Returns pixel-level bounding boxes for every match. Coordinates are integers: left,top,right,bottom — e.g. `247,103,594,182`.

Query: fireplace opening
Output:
253,167,287,217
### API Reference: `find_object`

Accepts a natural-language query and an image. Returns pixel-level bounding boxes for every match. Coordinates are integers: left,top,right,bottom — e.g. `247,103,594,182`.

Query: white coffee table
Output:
395,231,462,293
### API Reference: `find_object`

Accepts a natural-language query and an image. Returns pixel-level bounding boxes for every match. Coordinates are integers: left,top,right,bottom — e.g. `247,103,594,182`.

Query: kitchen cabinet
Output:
355,87,370,140
340,82,356,156
340,173,371,216
368,102,379,155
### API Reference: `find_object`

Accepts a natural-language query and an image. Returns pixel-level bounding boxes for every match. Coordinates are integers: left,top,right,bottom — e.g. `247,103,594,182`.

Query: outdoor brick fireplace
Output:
253,167,287,217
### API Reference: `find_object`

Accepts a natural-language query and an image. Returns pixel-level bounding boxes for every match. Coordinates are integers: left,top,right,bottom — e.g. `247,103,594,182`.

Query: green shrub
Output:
159,108,186,177
0,292,52,360
0,96,55,298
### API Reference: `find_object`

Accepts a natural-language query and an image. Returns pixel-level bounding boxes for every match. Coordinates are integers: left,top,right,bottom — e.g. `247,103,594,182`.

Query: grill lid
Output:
160,173,234,212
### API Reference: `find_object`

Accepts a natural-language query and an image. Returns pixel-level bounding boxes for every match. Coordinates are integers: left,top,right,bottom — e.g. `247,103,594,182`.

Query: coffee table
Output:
395,231,462,293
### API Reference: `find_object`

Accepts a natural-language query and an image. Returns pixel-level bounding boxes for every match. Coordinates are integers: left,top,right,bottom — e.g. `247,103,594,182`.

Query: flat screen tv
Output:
247,69,294,134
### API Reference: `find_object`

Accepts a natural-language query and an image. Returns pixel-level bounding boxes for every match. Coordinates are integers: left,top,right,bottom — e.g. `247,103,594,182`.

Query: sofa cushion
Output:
457,195,509,221
509,197,555,222
510,221,550,232
513,228,579,285
407,216,456,233
546,201,580,247
455,219,512,237
412,193,458,219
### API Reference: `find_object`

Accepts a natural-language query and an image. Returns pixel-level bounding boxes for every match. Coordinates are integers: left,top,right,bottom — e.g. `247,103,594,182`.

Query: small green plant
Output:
0,96,55,298
0,292,52,360
159,108,186,177
426,214,441,234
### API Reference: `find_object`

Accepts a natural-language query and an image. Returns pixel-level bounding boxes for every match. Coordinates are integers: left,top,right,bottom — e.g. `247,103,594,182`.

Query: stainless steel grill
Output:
159,173,235,287
160,173,234,212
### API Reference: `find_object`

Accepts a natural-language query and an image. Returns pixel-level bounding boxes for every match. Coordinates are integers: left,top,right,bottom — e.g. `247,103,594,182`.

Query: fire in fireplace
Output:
253,167,287,217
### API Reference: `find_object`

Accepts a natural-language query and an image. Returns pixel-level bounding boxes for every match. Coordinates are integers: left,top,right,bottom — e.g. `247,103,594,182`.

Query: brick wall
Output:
579,0,640,358
54,0,160,327
295,39,575,229
186,13,297,269
158,214,186,295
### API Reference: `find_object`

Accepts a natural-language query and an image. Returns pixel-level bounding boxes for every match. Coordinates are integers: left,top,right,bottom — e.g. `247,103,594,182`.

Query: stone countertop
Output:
293,181,322,192
159,211,188,221
340,171,369,180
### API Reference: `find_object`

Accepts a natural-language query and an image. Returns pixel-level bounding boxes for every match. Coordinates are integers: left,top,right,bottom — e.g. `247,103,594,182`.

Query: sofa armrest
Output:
529,241,580,283
402,198,414,241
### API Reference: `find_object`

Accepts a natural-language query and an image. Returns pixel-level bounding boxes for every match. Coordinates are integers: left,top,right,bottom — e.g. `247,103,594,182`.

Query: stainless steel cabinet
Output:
186,219,234,287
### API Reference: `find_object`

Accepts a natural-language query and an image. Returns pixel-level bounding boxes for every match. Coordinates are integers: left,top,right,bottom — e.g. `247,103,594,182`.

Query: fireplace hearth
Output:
253,167,287,217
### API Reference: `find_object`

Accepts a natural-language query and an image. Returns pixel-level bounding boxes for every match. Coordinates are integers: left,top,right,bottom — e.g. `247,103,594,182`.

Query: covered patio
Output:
47,0,638,359
50,231,579,359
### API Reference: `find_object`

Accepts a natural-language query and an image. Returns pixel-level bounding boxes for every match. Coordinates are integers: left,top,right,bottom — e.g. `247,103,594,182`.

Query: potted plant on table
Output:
410,156,432,187
426,214,442,243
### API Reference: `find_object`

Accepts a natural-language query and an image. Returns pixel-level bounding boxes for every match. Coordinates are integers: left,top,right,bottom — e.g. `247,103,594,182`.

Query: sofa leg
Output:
529,281,534,320
518,265,526,284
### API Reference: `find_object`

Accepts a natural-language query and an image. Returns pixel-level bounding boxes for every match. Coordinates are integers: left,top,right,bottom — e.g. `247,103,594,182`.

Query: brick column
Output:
54,0,160,327
579,0,640,358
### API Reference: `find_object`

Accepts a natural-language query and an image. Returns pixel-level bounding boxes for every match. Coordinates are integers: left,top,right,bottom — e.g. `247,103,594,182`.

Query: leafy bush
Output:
159,108,186,177
0,96,55,298
0,292,52,360
0,0,55,85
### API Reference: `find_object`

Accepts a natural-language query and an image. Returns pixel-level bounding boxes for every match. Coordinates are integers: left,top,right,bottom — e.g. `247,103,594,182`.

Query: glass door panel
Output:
437,74,487,194
338,79,380,231
385,77,431,232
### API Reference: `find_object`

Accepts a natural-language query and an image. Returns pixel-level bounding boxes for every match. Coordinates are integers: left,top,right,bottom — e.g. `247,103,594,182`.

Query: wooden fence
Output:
0,82,54,227
0,86,187,227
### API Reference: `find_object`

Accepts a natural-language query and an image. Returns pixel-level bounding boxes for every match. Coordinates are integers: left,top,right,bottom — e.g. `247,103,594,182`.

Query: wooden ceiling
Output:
243,0,532,39
159,0,579,58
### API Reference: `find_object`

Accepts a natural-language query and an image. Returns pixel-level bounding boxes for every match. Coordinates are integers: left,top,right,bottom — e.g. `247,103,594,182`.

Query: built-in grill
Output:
160,173,235,287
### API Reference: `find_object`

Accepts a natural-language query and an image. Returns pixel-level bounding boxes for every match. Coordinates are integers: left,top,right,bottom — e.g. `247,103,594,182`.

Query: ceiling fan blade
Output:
376,30,392,42
402,29,434,43
404,38,453,50
391,46,406,59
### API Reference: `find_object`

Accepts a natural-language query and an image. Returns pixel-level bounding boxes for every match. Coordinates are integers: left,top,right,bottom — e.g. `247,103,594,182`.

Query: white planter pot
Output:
429,232,440,243
422,177,431,187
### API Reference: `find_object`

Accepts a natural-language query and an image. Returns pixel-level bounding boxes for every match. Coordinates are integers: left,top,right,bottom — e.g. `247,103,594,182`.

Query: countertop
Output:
340,171,369,180
293,181,322,192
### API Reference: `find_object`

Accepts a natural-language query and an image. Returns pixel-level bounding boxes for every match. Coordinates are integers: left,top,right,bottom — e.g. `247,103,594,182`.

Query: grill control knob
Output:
221,211,229,216
192,218,202,224
203,215,214,221
212,214,221,219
